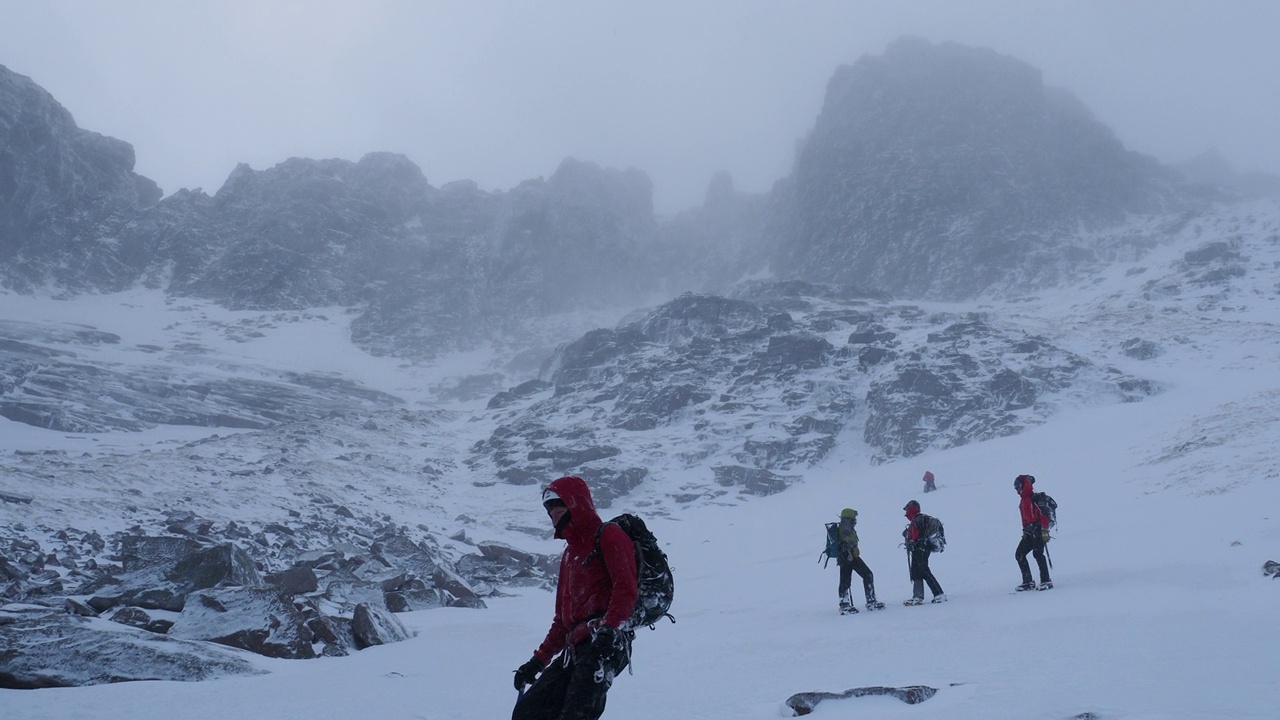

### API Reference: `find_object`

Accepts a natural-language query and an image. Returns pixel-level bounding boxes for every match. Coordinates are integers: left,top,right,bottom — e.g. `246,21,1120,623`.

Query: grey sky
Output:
3,1,1277,214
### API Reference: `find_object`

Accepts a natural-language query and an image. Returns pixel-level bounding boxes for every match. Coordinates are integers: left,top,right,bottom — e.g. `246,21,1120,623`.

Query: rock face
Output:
767,37,1194,299
0,317,404,433
0,64,161,293
350,158,660,358
469,282,1156,502
2,41,1207,358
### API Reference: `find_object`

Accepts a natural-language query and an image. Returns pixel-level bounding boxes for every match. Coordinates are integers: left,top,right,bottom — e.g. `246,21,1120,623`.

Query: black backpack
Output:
919,513,946,553
590,513,675,629
1032,492,1058,529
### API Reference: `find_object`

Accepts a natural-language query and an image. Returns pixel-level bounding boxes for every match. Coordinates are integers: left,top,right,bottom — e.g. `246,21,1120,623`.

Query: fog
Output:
2,1,1277,214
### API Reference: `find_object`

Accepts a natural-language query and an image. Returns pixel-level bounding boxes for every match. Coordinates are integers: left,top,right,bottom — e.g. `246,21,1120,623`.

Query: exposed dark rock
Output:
170,587,315,659
0,65,161,295
307,614,355,657
1120,337,1162,360
351,602,412,649
1183,241,1239,265
1263,560,1280,578
165,542,262,592
0,614,263,688
767,37,1195,300
785,685,938,715
322,579,387,613
264,565,319,595
63,597,97,617
385,588,456,612
431,565,482,605
0,490,33,504
712,465,799,497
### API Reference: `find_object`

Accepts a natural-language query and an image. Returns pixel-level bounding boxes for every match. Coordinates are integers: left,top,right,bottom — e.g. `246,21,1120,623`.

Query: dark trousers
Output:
1016,533,1051,585
909,547,943,598
837,556,876,604
512,640,629,720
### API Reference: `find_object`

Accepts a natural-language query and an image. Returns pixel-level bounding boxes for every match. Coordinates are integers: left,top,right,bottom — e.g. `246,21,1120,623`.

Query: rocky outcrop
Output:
350,602,412,649
0,64,161,294
1176,148,1280,200
351,158,660,358
0,612,264,689
767,37,1196,300
0,43,1224,358
0,317,404,433
0,498,556,683
469,282,1157,496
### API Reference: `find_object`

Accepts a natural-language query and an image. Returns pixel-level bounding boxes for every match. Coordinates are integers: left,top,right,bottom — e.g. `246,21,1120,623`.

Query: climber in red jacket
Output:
512,475,638,720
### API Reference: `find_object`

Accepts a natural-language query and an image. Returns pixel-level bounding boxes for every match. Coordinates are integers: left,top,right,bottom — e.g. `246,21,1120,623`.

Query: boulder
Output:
351,602,412,649
0,614,262,688
384,588,456,613
785,685,938,716
306,614,355,657
170,587,315,659
264,565,319,595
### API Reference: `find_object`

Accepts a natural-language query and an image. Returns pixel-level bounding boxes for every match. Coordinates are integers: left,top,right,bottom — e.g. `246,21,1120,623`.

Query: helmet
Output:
541,488,566,508
903,500,920,513
1014,474,1034,491
840,508,858,520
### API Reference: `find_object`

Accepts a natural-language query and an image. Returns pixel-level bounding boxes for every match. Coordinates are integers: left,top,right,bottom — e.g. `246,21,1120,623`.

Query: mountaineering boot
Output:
839,600,858,615
1037,581,1054,591
1015,582,1036,592
866,600,885,611
930,594,947,604
903,597,924,606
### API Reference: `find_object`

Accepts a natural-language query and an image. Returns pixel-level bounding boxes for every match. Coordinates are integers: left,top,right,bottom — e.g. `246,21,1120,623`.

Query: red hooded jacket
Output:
1018,478,1048,529
533,476,638,665
904,503,923,544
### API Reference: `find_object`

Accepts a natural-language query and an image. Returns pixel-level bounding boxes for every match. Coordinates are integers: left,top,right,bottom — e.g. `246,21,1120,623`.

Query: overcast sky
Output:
2,1,1277,214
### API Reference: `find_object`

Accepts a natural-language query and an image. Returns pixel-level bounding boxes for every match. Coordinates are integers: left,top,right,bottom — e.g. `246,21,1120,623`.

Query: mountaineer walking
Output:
902,500,946,605
1013,474,1053,591
512,476,638,720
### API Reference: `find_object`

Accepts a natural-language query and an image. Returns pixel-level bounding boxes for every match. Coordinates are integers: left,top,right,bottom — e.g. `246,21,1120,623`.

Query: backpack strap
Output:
583,521,614,567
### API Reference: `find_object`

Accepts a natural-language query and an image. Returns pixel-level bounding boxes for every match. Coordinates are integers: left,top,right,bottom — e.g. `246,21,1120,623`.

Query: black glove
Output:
1040,527,1051,544
513,657,543,691
591,624,619,652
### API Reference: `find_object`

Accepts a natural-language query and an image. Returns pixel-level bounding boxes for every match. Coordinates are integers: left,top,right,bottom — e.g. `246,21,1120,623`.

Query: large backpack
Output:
918,513,946,553
819,522,841,567
590,513,675,629
1031,492,1058,529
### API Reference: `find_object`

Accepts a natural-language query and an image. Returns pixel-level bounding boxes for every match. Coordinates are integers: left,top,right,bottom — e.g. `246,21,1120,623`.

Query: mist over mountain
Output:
0,65,161,293
1175,147,1280,200
3,38,1277,689
767,37,1201,299
3,38,1214,355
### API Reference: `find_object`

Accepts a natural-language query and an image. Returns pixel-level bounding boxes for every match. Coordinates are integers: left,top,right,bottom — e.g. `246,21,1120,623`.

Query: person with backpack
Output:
922,470,937,493
512,476,638,720
833,508,884,614
901,500,945,605
1013,474,1053,591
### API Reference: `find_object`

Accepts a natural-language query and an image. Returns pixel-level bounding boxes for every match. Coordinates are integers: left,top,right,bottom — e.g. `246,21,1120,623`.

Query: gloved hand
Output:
591,623,619,653
513,657,543,691
853,546,861,559
1040,527,1051,544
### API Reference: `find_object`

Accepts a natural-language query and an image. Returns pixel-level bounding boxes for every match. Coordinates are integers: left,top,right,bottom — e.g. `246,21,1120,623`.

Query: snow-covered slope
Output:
3,200,1278,716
